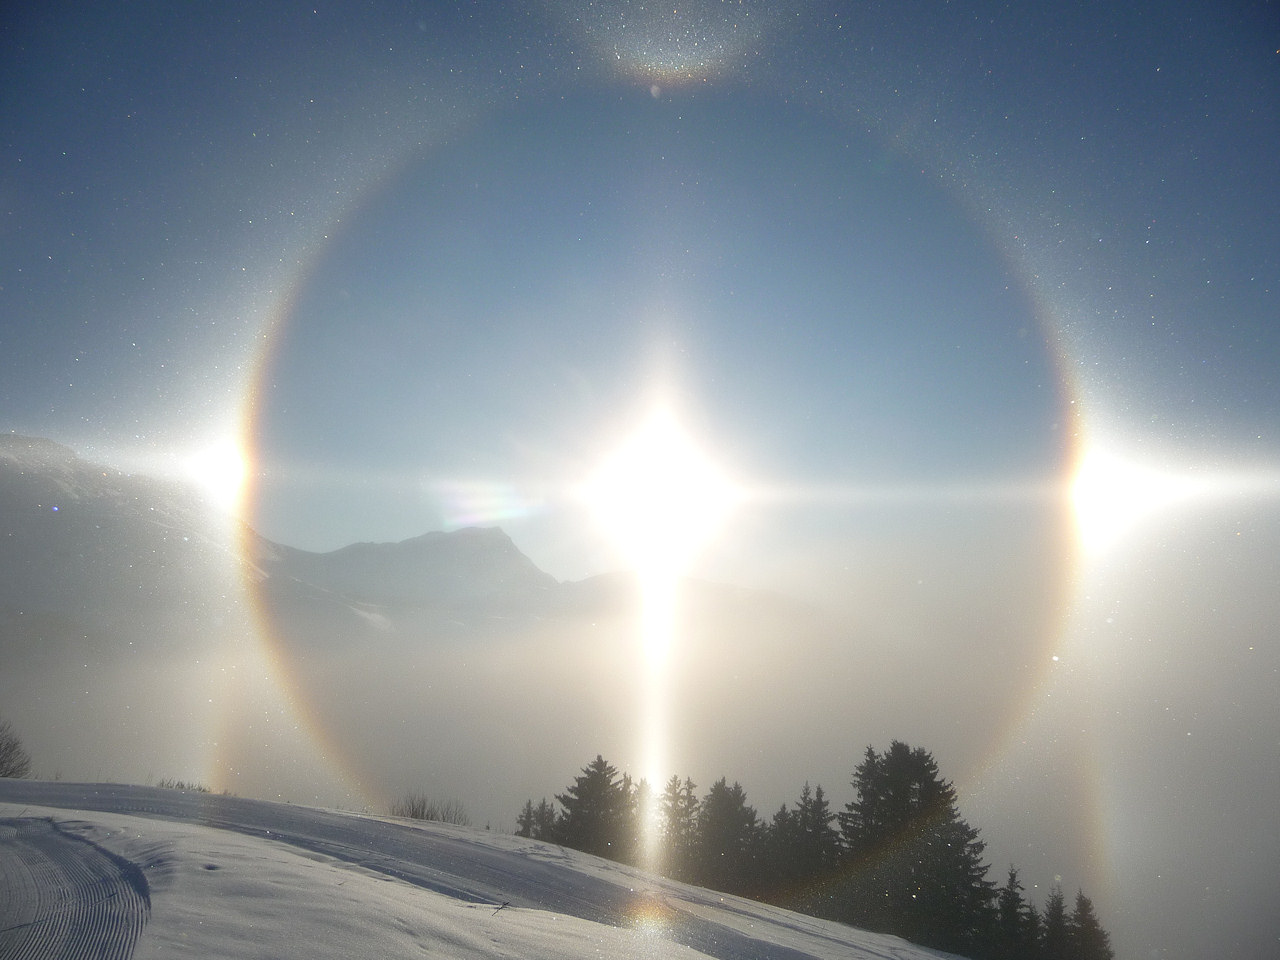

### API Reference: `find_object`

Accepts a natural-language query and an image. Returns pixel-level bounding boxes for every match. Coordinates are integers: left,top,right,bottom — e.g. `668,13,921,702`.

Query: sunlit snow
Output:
1,782,962,960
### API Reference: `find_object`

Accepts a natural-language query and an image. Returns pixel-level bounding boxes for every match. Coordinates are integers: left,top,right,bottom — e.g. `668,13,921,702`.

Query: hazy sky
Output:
4,3,1279,959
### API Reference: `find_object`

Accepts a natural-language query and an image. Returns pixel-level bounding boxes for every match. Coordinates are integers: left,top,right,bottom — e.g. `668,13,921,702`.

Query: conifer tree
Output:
1042,885,1069,960
795,782,841,877
765,802,802,891
555,754,631,860
516,799,536,837
532,797,557,840
658,775,699,880
518,795,574,841
618,774,649,865
836,741,995,956
1068,889,1113,960
1025,901,1045,959
774,782,842,915
993,865,1039,960
695,777,761,895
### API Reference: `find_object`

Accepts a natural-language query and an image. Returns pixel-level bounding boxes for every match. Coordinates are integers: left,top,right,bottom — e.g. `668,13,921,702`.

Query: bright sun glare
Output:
580,408,741,578
184,439,249,512
1070,446,1251,555
580,406,742,865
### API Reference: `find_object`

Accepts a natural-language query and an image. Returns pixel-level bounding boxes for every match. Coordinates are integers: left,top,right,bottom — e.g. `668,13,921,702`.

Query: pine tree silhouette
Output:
836,741,995,955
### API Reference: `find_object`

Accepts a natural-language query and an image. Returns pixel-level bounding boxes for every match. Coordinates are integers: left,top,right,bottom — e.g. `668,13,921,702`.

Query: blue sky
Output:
252,88,1065,567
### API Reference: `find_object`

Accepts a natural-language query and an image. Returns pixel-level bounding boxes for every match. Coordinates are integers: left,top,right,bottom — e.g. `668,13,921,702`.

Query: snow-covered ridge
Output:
0,780,964,960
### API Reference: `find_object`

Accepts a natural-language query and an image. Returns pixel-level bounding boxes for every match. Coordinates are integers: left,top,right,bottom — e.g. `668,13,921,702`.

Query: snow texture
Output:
1,781,964,960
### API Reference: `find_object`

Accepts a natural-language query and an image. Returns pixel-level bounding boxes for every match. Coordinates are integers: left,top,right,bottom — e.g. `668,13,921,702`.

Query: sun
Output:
1070,446,1238,555
184,439,249,512
579,407,742,578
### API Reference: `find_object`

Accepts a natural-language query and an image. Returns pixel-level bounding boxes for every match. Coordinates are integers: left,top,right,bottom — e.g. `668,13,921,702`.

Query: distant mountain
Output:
0,434,234,616
262,527,558,608
249,526,576,652
0,434,568,634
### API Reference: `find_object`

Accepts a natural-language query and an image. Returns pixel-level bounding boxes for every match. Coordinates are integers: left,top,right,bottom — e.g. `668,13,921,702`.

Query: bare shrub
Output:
0,719,32,779
154,778,211,793
390,792,470,826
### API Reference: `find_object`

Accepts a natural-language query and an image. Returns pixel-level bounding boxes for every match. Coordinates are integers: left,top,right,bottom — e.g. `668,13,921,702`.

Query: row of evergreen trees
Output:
517,742,1113,960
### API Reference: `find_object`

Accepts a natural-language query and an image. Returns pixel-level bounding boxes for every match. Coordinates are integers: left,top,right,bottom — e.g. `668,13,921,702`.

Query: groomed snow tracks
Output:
0,817,150,960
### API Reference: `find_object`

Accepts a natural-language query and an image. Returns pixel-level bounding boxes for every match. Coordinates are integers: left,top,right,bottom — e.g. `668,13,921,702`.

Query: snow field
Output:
1,789,962,960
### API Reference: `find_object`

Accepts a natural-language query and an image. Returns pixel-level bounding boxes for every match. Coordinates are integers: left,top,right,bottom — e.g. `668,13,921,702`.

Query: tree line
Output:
0,719,32,779
518,741,1113,960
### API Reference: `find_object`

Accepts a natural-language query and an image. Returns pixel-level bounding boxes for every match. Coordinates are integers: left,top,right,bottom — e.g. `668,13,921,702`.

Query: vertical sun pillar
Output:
580,405,741,870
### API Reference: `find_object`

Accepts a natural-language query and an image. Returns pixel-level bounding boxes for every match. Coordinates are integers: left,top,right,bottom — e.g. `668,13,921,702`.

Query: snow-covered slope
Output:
0,780,963,960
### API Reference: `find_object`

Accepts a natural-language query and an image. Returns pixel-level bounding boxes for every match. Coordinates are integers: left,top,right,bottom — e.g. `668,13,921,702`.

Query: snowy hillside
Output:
0,780,963,960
